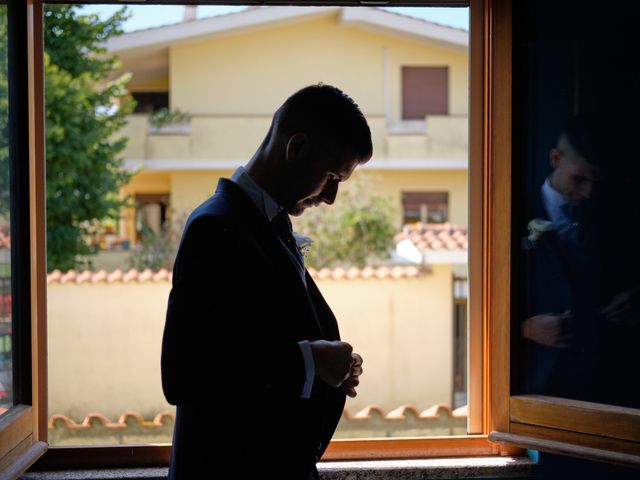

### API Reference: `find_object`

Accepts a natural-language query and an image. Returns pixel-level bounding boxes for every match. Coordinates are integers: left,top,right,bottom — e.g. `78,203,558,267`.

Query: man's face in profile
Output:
284,142,363,216
549,140,600,206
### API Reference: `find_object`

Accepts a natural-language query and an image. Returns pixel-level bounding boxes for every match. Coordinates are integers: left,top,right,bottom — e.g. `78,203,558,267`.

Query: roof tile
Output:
396,223,468,253
47,265,427,284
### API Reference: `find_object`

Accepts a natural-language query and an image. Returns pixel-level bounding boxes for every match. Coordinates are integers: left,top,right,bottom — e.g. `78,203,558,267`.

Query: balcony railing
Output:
120,114,468,168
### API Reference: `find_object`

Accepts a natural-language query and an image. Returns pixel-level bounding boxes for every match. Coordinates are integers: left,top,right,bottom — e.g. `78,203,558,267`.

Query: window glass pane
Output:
47,3,469,446
0,1,12,415
513,0,640,409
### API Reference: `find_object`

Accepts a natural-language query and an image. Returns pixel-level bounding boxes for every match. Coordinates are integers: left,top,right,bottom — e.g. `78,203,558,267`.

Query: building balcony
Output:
120,114,468,171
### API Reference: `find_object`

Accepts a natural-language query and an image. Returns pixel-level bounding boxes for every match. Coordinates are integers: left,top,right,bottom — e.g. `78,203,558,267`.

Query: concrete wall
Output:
47,266,455,421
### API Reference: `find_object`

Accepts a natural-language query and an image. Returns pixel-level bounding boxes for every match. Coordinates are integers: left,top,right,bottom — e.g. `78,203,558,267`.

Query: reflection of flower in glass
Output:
293,232,313,258
527,218,554,245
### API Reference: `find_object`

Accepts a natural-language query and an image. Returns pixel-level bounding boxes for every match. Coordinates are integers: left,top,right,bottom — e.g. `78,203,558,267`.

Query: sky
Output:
77,4,469,32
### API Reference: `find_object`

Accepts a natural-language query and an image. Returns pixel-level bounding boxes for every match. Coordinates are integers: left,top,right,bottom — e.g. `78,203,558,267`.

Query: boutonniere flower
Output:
293,232,313,258
527,218,554,245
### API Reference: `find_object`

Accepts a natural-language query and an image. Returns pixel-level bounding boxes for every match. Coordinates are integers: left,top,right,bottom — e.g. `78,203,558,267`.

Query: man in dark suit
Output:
161,84,370,479
520,114,605,399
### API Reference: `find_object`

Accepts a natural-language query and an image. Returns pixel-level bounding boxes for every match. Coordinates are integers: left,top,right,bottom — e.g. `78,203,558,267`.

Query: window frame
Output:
3,0,547,474
483,0,640,468
0,0,48,475
401,191,449,224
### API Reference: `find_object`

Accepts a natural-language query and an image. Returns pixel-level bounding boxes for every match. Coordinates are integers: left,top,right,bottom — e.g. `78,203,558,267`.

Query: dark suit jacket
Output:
520,187,604,399
161,178,346,479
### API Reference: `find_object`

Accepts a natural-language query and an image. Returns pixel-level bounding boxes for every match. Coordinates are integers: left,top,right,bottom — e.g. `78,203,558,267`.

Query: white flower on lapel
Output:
527,218,554,246
293,232,313,258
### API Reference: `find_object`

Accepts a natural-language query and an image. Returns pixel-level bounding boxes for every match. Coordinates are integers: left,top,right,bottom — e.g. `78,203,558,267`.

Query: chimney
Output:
183,6,197,22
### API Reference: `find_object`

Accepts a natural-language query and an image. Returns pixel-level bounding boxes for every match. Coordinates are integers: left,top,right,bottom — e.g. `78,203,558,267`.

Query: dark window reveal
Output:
132,92,169,114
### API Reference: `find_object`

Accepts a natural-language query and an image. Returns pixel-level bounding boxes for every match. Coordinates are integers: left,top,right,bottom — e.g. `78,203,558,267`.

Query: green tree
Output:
293,176,397,269
44,5,134,271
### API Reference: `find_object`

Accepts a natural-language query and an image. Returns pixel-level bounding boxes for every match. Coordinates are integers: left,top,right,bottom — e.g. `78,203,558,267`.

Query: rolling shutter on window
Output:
402,66,449,119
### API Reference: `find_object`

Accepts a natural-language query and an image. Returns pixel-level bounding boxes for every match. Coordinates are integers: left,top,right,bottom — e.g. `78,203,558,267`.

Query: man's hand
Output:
310,340,354,387
340,353,363,398
521,311,574,348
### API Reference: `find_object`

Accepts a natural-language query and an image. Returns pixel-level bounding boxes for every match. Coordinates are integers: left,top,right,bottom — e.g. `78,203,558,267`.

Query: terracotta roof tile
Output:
47,264,427,285
60,270,78,284
306,265,426,280
452,405,468,418
47,268,174,285
47,405,468,444
122,269,140,283
49,405,468,429
395,223,468,253
386,405,422,420
420,403,454,418
49,411,176,430
349,405,387,420
107,269,123,283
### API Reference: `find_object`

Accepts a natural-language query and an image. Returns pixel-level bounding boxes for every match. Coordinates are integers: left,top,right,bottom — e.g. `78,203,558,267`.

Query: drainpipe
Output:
383,47,391,126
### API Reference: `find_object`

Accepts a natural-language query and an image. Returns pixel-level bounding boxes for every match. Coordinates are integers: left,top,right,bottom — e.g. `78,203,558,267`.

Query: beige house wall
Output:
117,13,469,243
121,113,467,164
169,14,467,120
352,169,468,226
143,169,467,229
47,267,455,421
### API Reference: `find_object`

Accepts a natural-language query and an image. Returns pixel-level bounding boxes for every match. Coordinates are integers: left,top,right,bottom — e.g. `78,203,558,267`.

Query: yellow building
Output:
44,6,472,430
107,6,469,245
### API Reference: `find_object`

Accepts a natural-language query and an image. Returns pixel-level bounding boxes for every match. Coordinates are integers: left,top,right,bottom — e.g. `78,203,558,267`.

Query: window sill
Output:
20,457,537,480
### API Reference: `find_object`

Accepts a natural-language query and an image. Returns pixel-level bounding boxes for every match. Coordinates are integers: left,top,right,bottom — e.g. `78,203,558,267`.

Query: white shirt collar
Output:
230,166,281,222
541,176,571,233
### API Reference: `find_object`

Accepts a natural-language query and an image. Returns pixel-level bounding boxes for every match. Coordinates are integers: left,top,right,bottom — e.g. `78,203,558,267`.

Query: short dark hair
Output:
562,113,605,167
272,84,373,162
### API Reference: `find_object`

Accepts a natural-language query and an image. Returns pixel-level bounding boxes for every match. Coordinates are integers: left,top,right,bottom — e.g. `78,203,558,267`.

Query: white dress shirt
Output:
230,167,315,399
541,177,574,237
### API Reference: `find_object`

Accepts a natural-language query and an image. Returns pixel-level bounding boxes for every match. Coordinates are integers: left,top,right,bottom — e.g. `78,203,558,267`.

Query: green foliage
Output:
43,5,134,271
148,108,191,129
128,224,177,272
293,176,397,269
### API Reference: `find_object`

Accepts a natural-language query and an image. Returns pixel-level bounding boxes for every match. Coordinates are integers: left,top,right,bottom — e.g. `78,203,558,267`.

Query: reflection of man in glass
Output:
521,114,606,399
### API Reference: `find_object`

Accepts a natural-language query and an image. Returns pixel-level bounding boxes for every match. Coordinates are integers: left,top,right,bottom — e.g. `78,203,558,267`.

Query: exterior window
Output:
0,0,48,474
6,0,640,476
132,92,169,113
135,193,170,242
402,192,448,224
401,66,448,119
452,275,467,409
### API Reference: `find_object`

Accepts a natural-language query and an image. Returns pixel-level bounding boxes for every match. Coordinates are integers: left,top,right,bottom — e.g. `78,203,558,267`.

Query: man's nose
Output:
320,181,339,205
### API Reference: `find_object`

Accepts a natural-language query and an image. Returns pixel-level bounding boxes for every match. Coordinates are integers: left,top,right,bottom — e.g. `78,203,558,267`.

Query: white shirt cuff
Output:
298,340,315,399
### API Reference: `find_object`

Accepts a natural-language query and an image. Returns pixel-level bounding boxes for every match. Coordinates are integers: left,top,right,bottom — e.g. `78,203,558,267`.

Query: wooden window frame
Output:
0,0,48,476
11,0,612,474
483,0,640,468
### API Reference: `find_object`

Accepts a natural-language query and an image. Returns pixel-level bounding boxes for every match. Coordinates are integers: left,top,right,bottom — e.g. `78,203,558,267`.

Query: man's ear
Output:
549,148,562,169
285,133,309,164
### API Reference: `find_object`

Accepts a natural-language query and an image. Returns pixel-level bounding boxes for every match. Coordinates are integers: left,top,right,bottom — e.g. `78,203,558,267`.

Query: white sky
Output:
77,5,469,32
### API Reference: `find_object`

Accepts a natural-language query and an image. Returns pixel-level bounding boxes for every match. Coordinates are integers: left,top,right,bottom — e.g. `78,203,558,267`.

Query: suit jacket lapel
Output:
215,179,326,338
